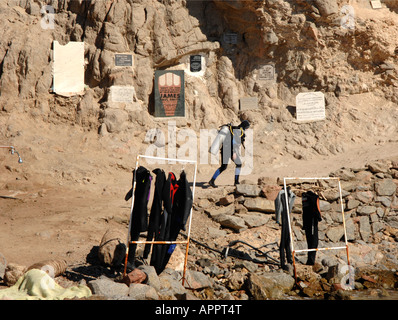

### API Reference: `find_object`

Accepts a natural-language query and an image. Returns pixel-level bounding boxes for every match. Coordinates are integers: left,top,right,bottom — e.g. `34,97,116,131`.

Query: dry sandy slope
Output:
1,138,397,269
0,91,397,269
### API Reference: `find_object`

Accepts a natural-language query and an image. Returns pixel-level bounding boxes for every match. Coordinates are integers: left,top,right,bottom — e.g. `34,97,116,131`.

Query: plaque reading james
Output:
154,70,185,117
115,54,133,67
258,65,274,81
296,91,325,122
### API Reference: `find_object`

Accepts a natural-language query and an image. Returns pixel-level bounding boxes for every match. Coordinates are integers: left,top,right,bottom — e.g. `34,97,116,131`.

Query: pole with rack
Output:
283,177,351,285
122,155,197,287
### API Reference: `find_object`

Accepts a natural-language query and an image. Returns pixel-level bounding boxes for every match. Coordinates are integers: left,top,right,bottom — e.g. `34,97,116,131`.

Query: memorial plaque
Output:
370,0,382,9
53,41,84,97
115,54,133,67
239,97,258,111
258,65,274,81
296,91,325,122
223,33,238,44
110,86,135,103
154,70,185,117
190,55,202,72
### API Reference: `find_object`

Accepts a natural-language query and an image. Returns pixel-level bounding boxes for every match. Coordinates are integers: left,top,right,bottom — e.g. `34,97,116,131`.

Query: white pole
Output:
283,178,295,262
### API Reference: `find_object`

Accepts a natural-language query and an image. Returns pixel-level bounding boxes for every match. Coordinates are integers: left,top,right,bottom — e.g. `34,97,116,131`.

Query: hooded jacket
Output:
275,188,296,225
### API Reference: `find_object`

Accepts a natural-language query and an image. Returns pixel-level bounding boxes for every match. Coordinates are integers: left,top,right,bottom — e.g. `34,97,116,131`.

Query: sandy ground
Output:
1,89,398,271
1,122,397,270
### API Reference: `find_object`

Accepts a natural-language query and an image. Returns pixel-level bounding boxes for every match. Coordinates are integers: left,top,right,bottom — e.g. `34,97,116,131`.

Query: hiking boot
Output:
208,179,217,188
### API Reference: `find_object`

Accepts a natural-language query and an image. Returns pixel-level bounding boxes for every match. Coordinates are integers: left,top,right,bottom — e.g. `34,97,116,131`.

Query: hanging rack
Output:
122,154,197,287
283,177,351,287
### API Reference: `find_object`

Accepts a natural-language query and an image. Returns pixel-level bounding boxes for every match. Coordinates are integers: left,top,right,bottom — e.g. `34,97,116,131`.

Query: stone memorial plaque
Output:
115,54,133,67
240,97,258,111
154,70,185,117
190,55,202,72
110,86,135,103
370,0,382,9
258,65,274,81
296,91,325,122
223,33,238,44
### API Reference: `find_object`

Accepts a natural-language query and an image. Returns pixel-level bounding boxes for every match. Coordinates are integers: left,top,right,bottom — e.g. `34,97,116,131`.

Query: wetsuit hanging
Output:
302,191,322,265
151,172,178,274
275,187,296,270
125,166,152,268
159,170,193,271
143,168,166,259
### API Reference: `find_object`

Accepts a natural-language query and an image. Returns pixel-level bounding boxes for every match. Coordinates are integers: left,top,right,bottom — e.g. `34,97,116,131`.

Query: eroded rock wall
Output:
0,0,398,161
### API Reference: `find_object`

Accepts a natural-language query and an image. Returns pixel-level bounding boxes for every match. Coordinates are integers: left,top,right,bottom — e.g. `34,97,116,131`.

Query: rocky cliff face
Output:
0,0,398,164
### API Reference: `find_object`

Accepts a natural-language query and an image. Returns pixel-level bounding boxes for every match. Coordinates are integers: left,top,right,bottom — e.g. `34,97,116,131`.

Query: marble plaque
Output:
296,91,325,122
110,86,135,103
53,41,84,97
258,65,274,81
370,0,382,9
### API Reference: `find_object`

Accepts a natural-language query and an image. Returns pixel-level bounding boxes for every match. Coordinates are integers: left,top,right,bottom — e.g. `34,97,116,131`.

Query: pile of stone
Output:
195,182,279,234
321,159,398,245
88,266,216,300
199,159,398,250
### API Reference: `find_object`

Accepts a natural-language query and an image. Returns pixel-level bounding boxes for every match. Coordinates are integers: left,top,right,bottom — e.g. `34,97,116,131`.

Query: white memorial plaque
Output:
110,86,135,103
296,92,325,122
370,0,382,9
53,41,85,97
258,65,274,81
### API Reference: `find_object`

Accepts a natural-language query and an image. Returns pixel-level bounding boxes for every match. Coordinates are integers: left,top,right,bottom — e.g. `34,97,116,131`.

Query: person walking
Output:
208,120,250,187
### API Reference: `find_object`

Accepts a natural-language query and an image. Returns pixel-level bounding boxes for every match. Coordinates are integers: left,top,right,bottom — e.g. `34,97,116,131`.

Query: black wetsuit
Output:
275,188,296,270
159,171,193,272
125,166,152,267
151,172,178,274
302,191,322,265
143,168,166,259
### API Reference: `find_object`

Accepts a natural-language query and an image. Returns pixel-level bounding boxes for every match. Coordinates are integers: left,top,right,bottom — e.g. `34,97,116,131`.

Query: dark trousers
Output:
280,209,292,269
303,215,319,265
213,146,242,184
